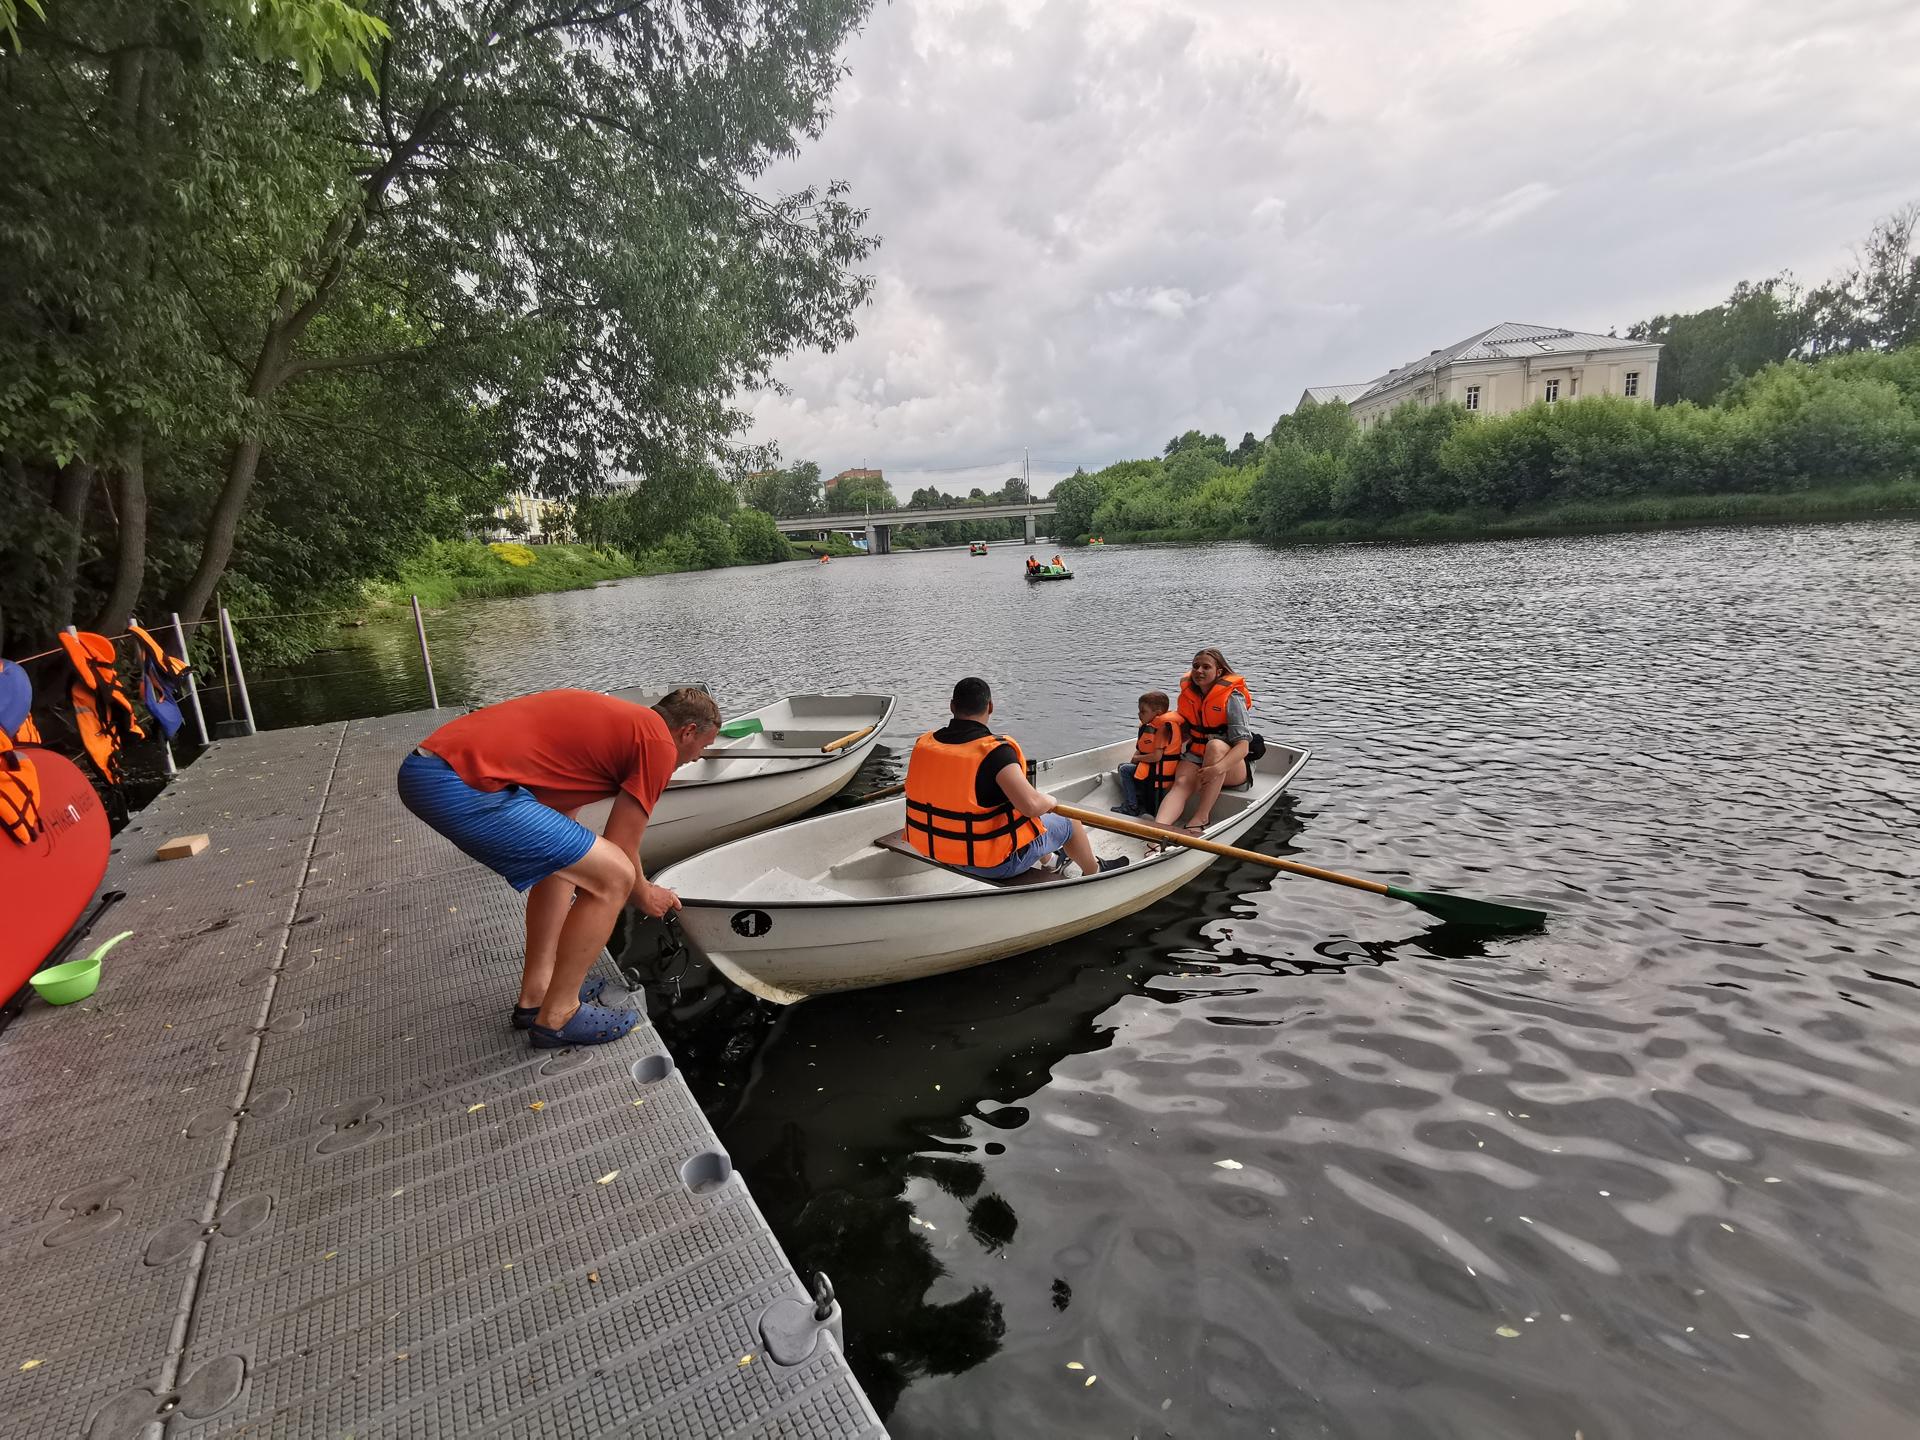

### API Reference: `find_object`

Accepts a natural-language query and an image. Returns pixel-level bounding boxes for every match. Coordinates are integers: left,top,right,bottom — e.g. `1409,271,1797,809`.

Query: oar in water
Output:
1053,802,1548,931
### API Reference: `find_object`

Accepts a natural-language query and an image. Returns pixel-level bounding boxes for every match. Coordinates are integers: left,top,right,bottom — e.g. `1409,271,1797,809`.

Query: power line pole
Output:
1022,449,1029,502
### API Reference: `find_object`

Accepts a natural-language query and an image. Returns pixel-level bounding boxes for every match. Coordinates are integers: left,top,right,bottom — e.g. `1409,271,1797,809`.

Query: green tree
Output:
1629,277,1808,406
1336,402,1469,515
1229,431,1261,466
1268,397,1359,455
1,0,877,656
729,508,790,564
1049,468,1105,539
1163,429,1229,465
1805,202,1920,357
833,472,895,510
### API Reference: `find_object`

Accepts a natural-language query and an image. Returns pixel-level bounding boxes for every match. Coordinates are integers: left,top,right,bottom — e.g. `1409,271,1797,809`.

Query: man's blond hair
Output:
654,686,721,733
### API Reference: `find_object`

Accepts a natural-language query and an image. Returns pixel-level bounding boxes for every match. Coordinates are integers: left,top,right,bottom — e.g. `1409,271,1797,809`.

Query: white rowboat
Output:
579,690,896,868
657,737,1311,1002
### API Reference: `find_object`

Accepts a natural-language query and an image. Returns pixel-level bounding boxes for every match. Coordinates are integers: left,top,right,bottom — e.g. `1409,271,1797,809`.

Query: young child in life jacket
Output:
1115,690,1181,816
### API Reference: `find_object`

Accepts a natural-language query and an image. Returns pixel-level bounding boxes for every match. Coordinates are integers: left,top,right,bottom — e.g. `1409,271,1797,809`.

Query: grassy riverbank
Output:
363,540,640,608
1093,477,1920,546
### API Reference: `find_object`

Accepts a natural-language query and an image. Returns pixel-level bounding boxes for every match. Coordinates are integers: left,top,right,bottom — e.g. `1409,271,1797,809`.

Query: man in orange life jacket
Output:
904,677,1127,881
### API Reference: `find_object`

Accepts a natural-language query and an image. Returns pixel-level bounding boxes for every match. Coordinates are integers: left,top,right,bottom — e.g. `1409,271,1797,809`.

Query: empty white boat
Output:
657,737,1311,1002
578,690,896,868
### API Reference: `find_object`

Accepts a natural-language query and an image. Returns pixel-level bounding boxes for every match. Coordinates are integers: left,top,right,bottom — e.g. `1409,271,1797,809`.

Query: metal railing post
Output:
218,606,257,736
170,610,210,747
411,594,441,709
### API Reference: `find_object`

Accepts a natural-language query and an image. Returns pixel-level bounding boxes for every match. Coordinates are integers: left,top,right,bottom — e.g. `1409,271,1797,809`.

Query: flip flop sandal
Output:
511,975,610,1031
528,1001,640,1050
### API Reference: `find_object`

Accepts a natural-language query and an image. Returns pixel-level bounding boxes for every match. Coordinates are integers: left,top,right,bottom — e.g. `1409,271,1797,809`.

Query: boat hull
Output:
1,748,109,1000
579,692,894,869
663,740,1308,1002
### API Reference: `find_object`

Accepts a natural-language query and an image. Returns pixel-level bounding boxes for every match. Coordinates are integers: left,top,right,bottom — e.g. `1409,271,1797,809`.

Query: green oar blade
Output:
718,717,764,738
1385,885,1548,931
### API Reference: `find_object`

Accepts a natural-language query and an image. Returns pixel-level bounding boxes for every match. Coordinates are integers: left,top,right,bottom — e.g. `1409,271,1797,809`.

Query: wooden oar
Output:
820,723,877,754
846,780,905,804
1054,802,1547,931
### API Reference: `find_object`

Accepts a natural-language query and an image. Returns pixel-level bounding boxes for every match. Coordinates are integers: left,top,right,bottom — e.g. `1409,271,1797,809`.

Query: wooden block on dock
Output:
157,833,210,861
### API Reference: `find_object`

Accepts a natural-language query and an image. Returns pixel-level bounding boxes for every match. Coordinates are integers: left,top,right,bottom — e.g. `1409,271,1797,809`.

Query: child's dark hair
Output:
1138,690,1171,712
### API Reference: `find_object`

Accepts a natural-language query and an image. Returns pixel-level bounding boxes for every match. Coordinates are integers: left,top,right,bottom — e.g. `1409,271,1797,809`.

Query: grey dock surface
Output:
1,712,886,1439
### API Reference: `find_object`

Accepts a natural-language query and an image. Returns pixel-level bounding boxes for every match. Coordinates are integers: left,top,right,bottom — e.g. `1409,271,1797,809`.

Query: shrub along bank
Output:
1050,345,1920,546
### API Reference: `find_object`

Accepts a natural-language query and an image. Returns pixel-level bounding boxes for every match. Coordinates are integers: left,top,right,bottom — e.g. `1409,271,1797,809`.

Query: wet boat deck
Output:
0,710,884,1439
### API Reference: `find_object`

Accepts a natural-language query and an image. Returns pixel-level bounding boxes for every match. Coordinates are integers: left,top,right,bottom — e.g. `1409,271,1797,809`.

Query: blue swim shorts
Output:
397,751,596,892
964,811,1073,880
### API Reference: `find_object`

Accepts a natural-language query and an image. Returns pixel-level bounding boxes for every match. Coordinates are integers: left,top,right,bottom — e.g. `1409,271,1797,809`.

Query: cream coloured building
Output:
1325,323,1661,429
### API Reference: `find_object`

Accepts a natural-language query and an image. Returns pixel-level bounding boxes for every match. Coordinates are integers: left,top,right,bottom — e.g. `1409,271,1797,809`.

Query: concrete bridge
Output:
773,499,1056,554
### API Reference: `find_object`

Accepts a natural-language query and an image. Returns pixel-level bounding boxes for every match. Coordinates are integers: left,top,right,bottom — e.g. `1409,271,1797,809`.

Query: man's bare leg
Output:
1061,818,1100,875
517,874,575,1010
533,838,636,1031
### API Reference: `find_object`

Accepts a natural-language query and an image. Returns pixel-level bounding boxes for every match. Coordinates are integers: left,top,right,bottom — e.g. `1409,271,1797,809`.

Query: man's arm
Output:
601,791,680,916
994,761,1058,820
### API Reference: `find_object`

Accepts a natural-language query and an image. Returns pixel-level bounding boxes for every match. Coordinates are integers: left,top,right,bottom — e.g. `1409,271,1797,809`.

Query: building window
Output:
1465,385,1480,411
1544,379,1560,403
1569,376,1579,398
1624,371,1640,397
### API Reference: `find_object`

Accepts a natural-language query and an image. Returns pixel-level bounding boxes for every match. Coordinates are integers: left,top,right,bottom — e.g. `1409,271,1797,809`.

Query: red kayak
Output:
0,747,109,1000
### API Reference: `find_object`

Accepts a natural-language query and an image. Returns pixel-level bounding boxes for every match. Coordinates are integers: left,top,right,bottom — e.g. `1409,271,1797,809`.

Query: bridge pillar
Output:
1024,512,1036,545
864,522,892,555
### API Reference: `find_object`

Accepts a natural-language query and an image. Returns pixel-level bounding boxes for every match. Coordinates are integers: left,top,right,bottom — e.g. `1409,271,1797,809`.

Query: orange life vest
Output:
1132,713,1186,785
128,621,190,739
59,630,144,782
0,730,43,846
1177,671,1251,759
903,731,1044,869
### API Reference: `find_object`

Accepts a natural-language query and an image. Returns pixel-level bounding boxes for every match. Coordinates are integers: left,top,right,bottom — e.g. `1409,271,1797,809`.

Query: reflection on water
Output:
267,524,1920,1438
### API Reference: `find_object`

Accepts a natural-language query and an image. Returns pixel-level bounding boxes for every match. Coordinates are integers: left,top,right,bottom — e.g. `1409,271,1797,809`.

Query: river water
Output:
249,523,1920,1439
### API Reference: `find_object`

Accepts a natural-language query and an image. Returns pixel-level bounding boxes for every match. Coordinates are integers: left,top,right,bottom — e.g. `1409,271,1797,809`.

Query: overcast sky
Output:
744,0,1920,497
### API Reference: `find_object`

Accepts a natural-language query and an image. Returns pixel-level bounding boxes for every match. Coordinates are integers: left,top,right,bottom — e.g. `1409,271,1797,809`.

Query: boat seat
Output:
872,831,1062,888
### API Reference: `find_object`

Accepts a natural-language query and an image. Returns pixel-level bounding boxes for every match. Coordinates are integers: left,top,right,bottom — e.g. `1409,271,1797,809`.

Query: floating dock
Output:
0,711,885,1439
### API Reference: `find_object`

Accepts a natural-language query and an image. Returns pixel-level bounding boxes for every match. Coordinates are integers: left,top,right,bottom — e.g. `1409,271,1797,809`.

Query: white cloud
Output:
748,0,1920,495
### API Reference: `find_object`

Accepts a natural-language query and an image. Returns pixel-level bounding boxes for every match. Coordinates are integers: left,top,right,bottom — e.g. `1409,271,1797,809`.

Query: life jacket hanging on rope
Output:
903,731,1045,870
0,657,40,743
58,630,144,783
127,621,190,740
0,729,43,846
1177,670,1252,760
1132,712,1186,801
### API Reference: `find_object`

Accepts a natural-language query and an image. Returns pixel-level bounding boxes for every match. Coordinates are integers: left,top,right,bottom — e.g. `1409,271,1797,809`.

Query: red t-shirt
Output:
424,690,678,815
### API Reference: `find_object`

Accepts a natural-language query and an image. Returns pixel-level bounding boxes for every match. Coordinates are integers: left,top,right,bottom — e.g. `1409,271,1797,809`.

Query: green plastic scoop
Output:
718,717,763,739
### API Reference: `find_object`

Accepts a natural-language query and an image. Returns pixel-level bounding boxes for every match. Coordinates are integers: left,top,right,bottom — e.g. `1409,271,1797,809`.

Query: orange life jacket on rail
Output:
127,621,190,739
0,729,43,846
1132,713,1186,787
1176,671,1251,760
59,630,143,782
903,731,1045,870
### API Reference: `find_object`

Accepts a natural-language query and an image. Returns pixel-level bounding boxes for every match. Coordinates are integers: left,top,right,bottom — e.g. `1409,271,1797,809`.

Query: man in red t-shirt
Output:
398,687,721,1047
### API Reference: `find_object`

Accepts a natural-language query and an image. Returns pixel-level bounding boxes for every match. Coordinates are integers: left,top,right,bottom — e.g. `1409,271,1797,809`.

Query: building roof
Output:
1360,323,1657,399
1299,383,1372,407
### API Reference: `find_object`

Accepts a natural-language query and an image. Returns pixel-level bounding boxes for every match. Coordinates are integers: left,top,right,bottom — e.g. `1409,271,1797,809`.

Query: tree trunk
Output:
47,458,95,628
174,432,263,623
94,439,148,632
